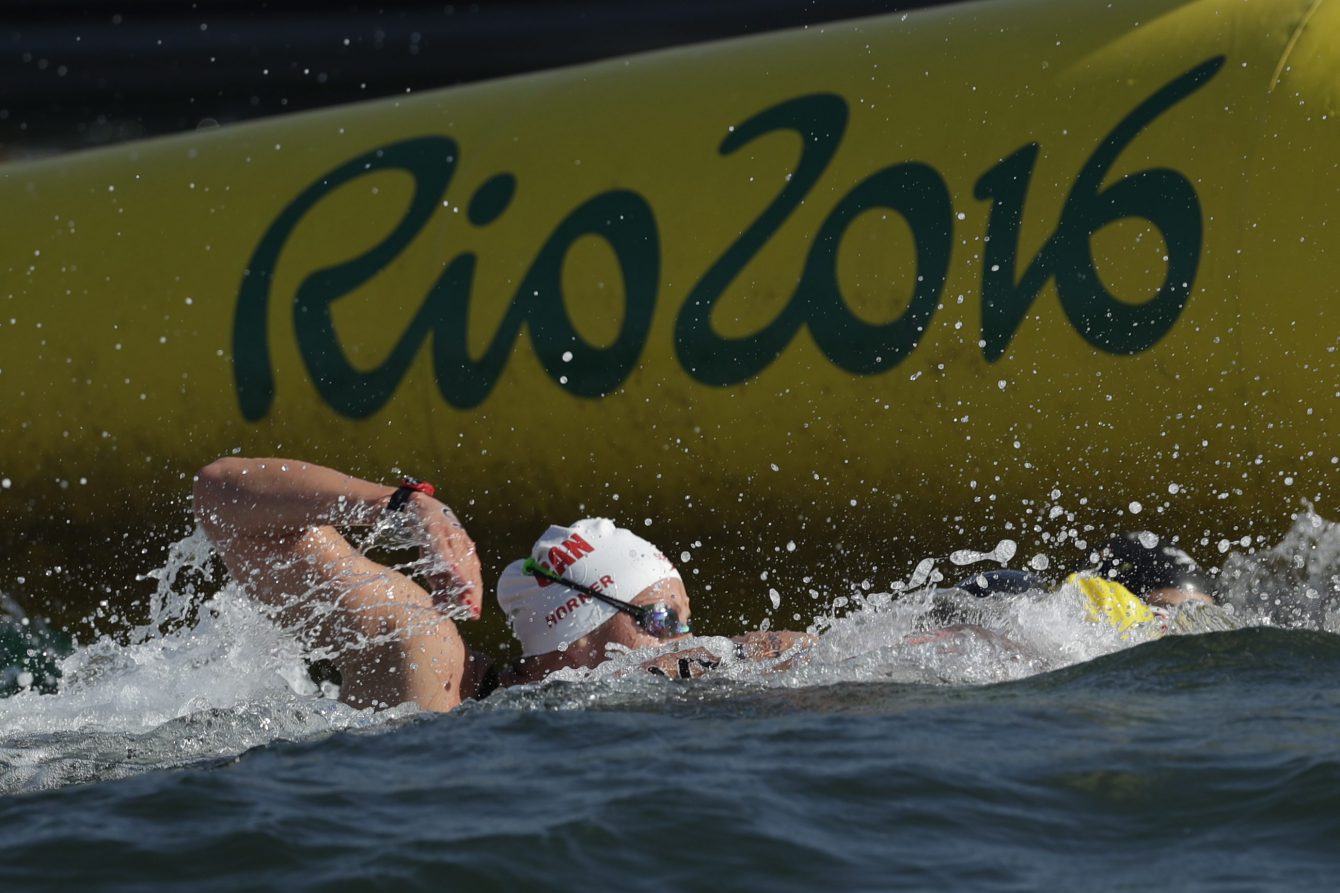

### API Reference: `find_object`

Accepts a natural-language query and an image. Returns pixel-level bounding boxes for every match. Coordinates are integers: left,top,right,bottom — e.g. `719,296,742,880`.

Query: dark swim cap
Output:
1094,532,1213,598
952,569,1046,597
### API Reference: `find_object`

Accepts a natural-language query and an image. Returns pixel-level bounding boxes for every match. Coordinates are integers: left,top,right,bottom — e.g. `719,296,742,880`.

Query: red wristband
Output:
388,477,436,512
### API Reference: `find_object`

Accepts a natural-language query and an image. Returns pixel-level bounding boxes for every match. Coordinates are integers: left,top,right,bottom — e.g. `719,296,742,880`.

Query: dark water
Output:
3,627,1338,892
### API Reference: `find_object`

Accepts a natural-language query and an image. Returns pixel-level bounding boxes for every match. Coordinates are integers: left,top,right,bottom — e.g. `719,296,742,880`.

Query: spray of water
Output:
0,530,407,793
1217,506,1340,632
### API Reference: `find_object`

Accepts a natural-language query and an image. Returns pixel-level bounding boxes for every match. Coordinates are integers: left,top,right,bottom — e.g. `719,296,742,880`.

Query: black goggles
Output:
523,558,691,639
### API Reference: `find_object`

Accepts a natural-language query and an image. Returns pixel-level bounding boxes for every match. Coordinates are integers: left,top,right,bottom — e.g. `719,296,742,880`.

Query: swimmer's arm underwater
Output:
640,631,815,679
733,630,815,661
193,457,488,712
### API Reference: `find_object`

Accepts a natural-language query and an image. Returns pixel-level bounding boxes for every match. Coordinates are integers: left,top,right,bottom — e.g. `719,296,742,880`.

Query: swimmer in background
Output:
924,531,1236,640
192,457,811,713
1089,531,1217,610
1081,531,1239,635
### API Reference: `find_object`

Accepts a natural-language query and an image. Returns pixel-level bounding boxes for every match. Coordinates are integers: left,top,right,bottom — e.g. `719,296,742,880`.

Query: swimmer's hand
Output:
642,647,721,679
405,492,484,619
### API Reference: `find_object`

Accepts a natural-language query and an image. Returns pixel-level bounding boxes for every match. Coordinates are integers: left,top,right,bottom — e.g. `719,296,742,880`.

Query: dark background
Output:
3,0,966,160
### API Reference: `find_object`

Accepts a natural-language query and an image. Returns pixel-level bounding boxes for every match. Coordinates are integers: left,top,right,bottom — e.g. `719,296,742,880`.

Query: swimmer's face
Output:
600,577,692,650
1145,586,1214,608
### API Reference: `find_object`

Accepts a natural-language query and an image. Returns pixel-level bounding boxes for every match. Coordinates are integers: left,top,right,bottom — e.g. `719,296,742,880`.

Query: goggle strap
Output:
522,558,648,623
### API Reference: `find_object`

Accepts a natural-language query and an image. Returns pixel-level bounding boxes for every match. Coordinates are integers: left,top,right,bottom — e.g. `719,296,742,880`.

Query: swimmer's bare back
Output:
192,457,491,712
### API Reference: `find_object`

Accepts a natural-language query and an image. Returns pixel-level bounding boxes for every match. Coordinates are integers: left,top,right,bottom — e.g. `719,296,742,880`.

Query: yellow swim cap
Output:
1067,573,1158,637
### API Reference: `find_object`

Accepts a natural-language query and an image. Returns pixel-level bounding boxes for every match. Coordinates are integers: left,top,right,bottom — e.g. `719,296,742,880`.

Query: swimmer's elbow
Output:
192,457,243,535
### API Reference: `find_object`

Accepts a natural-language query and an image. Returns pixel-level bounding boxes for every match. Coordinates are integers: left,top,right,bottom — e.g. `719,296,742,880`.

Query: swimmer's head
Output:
1095,532,1214,606
952,568,1047,597
496,518,688,657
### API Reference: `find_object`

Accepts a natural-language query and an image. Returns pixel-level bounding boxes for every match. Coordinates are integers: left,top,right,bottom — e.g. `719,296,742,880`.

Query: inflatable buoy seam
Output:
1268,0,1327,92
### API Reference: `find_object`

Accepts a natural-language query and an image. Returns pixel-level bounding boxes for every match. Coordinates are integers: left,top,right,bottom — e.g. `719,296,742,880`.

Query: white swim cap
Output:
496,518,681,656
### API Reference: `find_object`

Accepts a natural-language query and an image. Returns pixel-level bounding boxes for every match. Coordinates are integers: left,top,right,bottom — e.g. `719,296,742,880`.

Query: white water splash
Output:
1217,505,1340,632
949,539,1018,567
0,530,399,793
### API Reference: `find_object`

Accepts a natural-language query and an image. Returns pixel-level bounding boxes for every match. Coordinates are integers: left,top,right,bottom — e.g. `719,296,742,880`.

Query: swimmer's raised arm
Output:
193,457,398,530
193,457,483,613
192,457,489,712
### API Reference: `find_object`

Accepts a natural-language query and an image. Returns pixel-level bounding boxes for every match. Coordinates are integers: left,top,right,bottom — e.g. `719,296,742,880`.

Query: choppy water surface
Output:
4,513,1340,891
